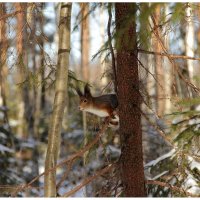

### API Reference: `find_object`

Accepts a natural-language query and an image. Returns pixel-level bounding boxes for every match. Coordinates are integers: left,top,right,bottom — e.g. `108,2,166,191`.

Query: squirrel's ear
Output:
84,83,91,97
75,87,83,97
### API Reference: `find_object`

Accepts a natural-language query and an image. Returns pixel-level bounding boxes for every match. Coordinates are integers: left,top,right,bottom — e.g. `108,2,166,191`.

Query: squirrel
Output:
75,83,119,129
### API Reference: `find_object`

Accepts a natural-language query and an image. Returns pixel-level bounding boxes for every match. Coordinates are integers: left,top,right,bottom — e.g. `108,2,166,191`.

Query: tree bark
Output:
44,2,71,197
185,3,195,97
152,4,165,117
80,2,90,149
80,3,90,81
0,3,9,125
15,3,30,138
100,4,107,87
163,4,172,114
115,3,146,197
80,3,90,196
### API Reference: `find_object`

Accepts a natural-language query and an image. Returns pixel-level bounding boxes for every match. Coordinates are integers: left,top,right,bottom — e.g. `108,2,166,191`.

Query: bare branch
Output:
62,164,114,197
146,180,199,197
138,49,200,62
11,121,109,197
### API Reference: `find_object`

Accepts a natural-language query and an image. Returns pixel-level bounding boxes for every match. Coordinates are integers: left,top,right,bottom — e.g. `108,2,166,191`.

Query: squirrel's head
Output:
75,83,93,111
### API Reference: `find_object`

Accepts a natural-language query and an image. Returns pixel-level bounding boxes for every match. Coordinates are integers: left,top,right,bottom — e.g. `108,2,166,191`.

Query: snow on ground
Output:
0,144,14,153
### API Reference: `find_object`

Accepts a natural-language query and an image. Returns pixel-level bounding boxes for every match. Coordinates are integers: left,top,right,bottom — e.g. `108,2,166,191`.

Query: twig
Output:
62,164,114,197
149,14,200,94
140,109,174,147
138,49,200,62
56,161,73,190
146,180,199,197
0,10,23,21
11,121,109,197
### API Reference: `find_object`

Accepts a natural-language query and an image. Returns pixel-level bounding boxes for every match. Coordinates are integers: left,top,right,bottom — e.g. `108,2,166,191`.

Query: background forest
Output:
0,2,200,197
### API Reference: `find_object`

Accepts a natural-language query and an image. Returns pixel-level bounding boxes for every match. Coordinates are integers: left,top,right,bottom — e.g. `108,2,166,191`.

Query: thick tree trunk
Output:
44,2,71,197
115,3,146,197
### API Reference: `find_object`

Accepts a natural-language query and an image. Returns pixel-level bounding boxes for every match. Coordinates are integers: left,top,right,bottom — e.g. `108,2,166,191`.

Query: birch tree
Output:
185,3,195,84
44,2,71,197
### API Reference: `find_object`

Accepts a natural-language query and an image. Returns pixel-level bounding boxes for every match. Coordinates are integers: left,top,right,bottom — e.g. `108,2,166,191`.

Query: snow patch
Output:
145,149,176,168
0,144,14,153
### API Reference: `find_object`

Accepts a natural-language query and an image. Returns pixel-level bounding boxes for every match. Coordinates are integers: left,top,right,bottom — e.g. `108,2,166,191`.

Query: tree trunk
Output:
80,3,90,152
44,2,71,197
163,4,172,114
115,3,146,197
185,3,195,96
100,4,107,87
0,3,9,125
153,4,165,117
15,3,29,138
80,3,90,196
80,3,90,81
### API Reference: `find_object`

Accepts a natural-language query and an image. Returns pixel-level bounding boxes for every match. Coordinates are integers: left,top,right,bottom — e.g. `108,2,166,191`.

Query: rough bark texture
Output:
115,3,146,197
44,3,71,197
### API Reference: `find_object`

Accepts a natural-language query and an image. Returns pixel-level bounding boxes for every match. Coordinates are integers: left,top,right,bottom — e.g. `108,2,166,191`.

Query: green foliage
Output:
169,3,187,23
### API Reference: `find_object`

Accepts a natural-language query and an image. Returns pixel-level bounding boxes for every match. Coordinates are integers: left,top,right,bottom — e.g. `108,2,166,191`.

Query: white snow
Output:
0,132,7,139
145,149,176,168
152,171,169,180
188,155,200,170
0,144,14,153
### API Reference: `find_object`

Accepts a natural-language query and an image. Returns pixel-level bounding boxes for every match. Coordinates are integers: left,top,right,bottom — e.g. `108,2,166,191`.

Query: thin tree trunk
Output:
115,3,146,197
80,3,90,152
80,3,90,196
80,3,90,82
163,4,172,114
0,3,9,126
100,4,107,87
153,4,165,117
44,2,71,197
185,3,195,97
15,3,29,138
40,3,46,111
